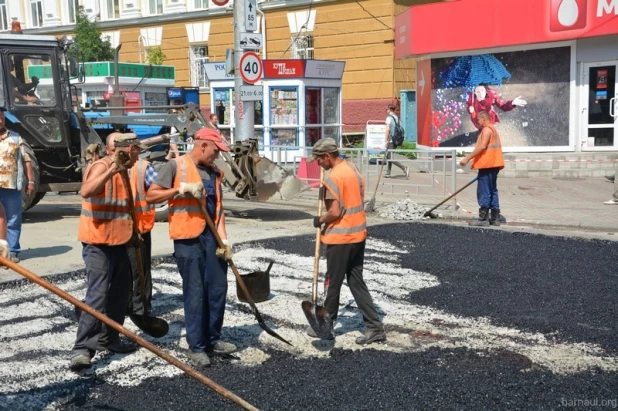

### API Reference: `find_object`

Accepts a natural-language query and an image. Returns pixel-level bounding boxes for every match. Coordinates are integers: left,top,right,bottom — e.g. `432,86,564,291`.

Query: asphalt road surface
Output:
1,223,616,410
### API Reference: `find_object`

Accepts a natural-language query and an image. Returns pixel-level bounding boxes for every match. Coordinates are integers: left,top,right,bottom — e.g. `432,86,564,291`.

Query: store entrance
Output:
583,62,618,149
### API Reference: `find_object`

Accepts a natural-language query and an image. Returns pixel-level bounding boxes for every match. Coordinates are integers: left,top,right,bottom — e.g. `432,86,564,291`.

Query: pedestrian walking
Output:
0,107,35,263
459,111,504,226
309,137,387,345
146,127,236,368
70,133,146,371
384,104,409,179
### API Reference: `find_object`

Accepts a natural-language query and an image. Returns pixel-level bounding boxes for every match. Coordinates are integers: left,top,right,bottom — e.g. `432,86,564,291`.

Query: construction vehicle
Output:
0,31,306,218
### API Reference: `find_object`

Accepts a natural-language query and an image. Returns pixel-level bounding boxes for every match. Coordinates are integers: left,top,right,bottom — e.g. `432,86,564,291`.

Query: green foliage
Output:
400,141,417,159
147,47,166,65
71,6,114,62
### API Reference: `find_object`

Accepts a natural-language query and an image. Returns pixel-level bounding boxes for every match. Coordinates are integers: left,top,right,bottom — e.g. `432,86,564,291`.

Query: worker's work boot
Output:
355,329,387,345
69,354,92,371
187,351,211,367
211,341,237,355
97,338,138,354
489,209,501,226
469,208,490,227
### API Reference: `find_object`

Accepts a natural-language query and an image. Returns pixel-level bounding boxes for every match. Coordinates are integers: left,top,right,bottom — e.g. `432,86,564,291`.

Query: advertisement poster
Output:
365,124,387,153
422,46,571,148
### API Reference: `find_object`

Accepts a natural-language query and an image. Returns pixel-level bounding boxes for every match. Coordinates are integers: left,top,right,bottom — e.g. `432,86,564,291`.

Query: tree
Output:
71,6,114,62
146,47,166,65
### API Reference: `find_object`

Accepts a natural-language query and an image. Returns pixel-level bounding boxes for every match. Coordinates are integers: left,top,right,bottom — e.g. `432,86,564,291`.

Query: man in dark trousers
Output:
459,111,505,226
146,127,236,368
70,134,146,371
310,137,386,345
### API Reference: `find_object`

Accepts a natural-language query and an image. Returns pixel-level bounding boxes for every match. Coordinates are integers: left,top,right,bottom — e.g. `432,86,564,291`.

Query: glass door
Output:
583,62,618,149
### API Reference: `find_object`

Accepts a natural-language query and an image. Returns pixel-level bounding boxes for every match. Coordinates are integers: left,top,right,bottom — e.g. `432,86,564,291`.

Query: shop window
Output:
106,0,120,20
148,0,163,16
190,46,209,90
0,0,8,31
291,34,314,60
29,0,43,28
270,87,298,146
305,87,340,146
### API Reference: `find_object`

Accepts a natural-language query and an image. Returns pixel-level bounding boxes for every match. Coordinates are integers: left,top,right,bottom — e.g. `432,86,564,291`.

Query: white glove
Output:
216,239,233,262
468,106,475,113
179,182,204,198
512,96,527,107
0,239,9,260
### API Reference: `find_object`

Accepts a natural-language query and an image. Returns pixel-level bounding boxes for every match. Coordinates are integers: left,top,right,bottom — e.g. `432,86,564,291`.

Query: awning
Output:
395,0,618,59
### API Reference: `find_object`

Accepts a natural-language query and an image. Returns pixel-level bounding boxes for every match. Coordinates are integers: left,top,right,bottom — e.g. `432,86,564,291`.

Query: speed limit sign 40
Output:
239,52,263,84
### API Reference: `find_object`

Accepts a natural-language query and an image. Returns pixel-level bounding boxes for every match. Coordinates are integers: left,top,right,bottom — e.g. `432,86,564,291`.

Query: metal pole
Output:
234,0,255,141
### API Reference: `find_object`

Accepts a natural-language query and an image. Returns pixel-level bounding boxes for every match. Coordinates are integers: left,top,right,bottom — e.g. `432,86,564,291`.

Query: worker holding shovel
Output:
146,127,236,368
70,134,146,371
309,138,386,345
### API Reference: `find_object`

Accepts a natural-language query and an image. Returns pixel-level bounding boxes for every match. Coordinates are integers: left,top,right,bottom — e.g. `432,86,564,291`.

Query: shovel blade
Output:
301,300,332,339
258,321,293,346
130,314,170,338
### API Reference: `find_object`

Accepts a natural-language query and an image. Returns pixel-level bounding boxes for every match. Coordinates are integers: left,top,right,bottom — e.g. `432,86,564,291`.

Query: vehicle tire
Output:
20,141,40,211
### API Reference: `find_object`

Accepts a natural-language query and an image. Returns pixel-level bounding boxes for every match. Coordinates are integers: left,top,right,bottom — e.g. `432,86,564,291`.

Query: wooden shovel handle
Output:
312,168,324,302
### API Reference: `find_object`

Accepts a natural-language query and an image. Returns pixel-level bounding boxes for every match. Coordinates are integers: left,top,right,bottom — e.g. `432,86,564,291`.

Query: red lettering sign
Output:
396,0,618,58
262,60,306,79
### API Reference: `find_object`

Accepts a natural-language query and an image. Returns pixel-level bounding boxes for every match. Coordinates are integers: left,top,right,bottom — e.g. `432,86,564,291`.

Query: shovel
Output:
301,169,331,339
189,193,293,346
424,176,478,218
365,149,389,213
119,169,170,338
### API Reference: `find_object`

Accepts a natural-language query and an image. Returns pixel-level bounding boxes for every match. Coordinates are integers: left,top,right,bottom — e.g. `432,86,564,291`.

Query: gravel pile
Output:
378,198,435,220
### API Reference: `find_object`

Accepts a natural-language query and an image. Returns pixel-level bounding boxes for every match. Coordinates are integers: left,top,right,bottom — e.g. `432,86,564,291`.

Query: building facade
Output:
7,0,424,142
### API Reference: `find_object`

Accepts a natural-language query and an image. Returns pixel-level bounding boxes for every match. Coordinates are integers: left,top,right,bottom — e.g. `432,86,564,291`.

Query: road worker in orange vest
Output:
104,133,164,334
70,133,146,371
459,110,505,227
309,138,387,345
146,127,235,368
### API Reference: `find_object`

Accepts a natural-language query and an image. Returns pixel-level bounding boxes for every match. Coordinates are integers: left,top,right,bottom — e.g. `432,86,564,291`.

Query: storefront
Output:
206,59,344,156
396,0,618,152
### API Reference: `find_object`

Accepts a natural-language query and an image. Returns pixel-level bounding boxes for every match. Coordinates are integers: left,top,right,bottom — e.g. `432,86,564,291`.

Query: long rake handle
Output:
367,150,389,206
190,194,292,346
425,176,478,216
312,169,324,302
0,256,258,411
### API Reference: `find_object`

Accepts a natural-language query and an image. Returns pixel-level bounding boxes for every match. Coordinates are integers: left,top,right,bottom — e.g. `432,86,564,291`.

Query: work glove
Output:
129,232,144,248
313,216,322,228
216,239,233,262
179,181,204,198
0,239,9,260
85,143,101,163
112,150,131,171
512,96,527,107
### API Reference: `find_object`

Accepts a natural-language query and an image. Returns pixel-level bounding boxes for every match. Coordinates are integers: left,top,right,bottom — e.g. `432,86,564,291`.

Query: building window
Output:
189,46,209,89
290,34,314,60
68,0,78,23
107,0,120,19
148,0,163,15
29,0,43,28
0,0,8,31
194,0,207,9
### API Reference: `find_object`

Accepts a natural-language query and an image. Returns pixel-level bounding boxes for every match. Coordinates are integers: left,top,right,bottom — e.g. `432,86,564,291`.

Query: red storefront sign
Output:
396,0,618,58
263,60,306,79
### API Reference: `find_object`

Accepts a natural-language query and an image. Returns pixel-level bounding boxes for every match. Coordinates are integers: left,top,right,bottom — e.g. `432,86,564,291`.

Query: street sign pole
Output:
233,0,254,142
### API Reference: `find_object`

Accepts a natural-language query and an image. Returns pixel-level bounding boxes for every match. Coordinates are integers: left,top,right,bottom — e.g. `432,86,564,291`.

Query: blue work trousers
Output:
477,167,501,210
72,244,131,357
174,231,228,353
0,188,22,254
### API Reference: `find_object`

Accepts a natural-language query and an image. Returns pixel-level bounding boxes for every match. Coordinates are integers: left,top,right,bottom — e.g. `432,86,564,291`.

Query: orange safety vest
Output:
129,159,155,234
168,155,224,240
321,160,367,245
77,157,133,245
472,123,505,170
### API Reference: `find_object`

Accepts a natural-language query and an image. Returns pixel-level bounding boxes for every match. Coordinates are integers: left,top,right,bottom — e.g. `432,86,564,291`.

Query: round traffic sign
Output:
212,0,229,6
239,52,263,85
